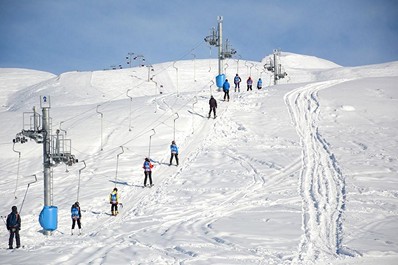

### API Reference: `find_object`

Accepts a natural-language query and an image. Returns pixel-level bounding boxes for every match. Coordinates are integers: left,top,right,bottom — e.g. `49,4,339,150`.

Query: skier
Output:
223,79,230,101
143,158,154,187
247,77,253,91
233,74,241,92
208,95,217,119
109,187,119,216
257,78,263,90
6,206,21,249
169,140,179,166
70,202,82,235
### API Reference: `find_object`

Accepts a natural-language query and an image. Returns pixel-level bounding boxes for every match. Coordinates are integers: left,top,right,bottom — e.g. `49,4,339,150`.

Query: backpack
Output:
110,193,117,203
8,213,19,228
171,144,178,154
71,206,79,219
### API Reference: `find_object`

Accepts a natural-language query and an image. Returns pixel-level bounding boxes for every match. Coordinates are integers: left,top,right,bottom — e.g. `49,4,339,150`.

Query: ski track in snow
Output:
284,80,358,263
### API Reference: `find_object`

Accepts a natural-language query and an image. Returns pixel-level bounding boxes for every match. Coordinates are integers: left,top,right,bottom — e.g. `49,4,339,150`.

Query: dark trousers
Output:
144,171,152,186
247,85,252,91
223,90,230,101
9,229,20,248
111,203,118,214
209,107,216,118
170,153,179,165
72,218,81,229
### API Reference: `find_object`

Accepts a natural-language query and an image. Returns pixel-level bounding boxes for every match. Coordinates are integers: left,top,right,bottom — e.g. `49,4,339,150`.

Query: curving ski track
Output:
284,80,356,263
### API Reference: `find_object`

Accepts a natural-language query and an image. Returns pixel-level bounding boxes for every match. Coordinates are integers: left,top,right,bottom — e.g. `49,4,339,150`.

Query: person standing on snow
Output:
208,95,217,119
109,187,119,216
223,79,230,101
247,77,253,91
169,140,179,166
143,158,154,187
71,202,82,235
257,78,263,90
6,206,21,249
234,74,241,92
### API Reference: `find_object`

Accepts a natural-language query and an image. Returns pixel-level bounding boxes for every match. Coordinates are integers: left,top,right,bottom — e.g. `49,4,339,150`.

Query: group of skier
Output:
4,75,260,247
208,73,263,119
108,140,178,216
4,202,82,249
232,73,263,92
223,74,263,102
108,140,179,214
4,140,180,247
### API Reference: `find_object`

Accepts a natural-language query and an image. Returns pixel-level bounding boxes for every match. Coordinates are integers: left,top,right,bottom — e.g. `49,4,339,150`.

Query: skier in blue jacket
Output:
71,202,82,235
109,188,119,215
223,79,230,101
169,140,179,166
143,158,154,187
257,78,263,90
234,74,241,92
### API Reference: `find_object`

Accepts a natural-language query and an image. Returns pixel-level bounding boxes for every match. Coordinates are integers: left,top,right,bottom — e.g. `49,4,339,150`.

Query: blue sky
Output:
1,0,397,74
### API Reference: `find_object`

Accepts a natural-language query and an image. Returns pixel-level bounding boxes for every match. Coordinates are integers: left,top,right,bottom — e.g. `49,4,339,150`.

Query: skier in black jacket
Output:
208,95,217,119
6,206,21,249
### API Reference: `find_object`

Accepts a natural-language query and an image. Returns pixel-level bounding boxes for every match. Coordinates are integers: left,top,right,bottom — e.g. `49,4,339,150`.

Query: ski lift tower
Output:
217,16,223,78
205,16,233,88
264,49,288,85
13,96,78,235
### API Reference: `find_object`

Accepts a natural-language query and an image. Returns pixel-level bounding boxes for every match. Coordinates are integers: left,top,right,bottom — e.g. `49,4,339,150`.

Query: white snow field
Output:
0,53,397,265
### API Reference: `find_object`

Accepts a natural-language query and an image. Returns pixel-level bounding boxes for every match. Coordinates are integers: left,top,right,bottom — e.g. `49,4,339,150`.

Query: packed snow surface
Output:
0,52,397,264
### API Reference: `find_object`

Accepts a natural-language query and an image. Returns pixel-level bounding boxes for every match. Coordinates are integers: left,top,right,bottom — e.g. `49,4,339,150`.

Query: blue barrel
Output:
39,206,58,231
216,74,226,88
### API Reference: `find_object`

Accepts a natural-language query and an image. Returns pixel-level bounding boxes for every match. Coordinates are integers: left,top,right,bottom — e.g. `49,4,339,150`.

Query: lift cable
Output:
114,146,124,187
12,142,21,199
76,160,86,202
19,174,38,215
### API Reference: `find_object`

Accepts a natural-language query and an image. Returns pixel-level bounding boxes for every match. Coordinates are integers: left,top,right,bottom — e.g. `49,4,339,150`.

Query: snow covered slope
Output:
0,68,55,111
0,53,397,265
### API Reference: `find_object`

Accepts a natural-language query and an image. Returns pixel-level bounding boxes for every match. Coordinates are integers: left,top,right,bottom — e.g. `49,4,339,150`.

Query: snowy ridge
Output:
0,68,55,111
